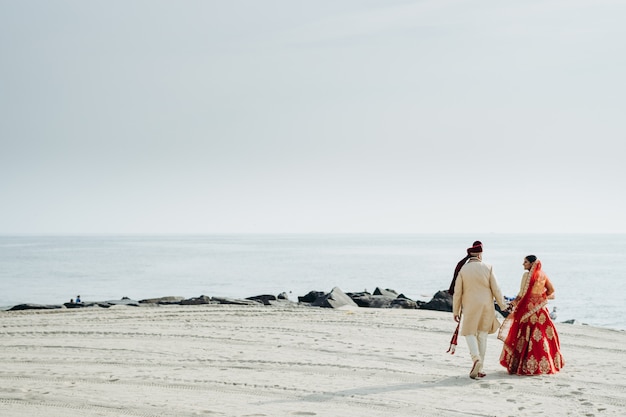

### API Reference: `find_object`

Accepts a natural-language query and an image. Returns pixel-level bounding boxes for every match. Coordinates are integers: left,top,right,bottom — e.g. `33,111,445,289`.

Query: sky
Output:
1,0,625,234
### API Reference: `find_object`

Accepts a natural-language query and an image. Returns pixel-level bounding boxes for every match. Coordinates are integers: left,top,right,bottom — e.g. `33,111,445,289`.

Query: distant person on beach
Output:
498,255,564,375
452,241,507,379
75,295,81,303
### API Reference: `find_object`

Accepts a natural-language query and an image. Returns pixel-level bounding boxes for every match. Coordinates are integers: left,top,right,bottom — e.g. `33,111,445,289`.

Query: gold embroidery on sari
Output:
539,356,551,374
533,328,543,342
526,356,538,374
538,312,546,325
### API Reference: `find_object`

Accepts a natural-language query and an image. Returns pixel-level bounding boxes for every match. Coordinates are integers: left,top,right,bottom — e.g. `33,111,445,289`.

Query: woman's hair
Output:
525,255,537,263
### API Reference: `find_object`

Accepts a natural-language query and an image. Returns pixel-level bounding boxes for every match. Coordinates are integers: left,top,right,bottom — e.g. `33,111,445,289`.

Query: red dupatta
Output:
447,319,460,354
498,260,548,342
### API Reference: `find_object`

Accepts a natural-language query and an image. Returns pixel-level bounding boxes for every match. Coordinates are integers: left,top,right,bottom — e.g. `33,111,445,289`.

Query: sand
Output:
1,304,624,417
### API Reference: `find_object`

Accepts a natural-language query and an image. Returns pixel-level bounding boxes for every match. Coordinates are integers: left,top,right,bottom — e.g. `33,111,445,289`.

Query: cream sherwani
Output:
453,259,507,336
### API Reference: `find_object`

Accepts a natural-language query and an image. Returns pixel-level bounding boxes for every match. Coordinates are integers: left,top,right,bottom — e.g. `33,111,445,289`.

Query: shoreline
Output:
3,290,624,333
1,304,625,416
3,233,626,333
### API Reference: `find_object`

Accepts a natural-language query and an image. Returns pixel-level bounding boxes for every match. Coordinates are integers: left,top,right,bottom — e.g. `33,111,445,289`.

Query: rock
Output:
139,296,185,305
373,287,398,297
311,287,358,309
277,292,289,300
561,319,586,325
106,298,140,307
267,298,295,306
347,292,372,307
212,297,262,306
298,291,325,303
246,294,277,306
68,301,106,308
349,292,395,308
420,290,453,312
63,300,136,309
64,302,86,309
9,304,64,311
181,295,213,305
391,298,418,309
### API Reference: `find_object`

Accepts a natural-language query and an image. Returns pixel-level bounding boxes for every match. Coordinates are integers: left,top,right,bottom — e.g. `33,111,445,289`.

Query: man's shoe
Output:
469,359,482,379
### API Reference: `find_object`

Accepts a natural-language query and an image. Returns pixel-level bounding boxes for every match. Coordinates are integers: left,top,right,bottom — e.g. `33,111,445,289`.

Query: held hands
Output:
506,297,520,312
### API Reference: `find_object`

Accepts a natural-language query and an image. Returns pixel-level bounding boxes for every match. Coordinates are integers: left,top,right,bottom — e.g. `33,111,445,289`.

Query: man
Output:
452,242,507,379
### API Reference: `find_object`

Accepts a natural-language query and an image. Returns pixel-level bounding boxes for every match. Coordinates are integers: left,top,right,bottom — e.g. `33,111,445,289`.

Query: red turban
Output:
467,241,483,254
449,240,483,295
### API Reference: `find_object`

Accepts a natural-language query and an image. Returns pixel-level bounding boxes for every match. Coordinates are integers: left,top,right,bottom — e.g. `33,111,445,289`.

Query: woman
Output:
498,255,564,375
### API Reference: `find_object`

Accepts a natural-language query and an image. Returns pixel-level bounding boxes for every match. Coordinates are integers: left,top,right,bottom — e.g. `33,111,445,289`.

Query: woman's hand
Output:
545,279,556,299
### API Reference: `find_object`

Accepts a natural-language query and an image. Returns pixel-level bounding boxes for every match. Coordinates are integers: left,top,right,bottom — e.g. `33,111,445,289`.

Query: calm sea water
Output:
0,234,623,331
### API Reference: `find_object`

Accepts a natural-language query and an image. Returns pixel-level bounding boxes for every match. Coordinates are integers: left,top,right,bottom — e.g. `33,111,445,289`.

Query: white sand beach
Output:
1,304,624,417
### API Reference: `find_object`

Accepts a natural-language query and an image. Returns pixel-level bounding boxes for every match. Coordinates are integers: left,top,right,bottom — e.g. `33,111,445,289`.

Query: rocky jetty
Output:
3,288,471,313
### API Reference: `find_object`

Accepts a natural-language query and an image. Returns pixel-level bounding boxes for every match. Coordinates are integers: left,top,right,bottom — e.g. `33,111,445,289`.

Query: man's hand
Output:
454,315,461,323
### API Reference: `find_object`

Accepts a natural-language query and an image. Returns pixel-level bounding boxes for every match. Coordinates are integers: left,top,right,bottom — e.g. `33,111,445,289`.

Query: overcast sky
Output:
1,0,625,234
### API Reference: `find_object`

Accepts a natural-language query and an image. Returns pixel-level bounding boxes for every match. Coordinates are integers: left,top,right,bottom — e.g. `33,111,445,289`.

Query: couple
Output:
449,241,564,378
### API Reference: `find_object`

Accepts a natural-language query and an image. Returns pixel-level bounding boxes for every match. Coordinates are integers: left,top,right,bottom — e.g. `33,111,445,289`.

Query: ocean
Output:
1,234,623,331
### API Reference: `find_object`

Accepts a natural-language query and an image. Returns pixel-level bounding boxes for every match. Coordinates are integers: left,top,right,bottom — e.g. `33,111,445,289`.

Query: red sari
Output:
498,260,564,375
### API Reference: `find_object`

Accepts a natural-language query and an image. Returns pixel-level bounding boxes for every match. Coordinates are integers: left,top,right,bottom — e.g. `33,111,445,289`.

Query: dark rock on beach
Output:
212,297,263,306
64,302,85,308
391,298,419,309
311,287,358,309
349,292,396,308
104,298,140,307
246,294,277,305
373,287,398,298
561,319,588,326
9,304,64,311
298,291,326,303
420,290,453,312
348,289,420,309
139,296,185,305
181,295,213,305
